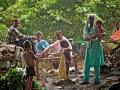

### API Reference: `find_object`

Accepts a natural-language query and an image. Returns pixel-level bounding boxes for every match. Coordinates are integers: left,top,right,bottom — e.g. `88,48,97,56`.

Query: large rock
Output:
0,43,24,68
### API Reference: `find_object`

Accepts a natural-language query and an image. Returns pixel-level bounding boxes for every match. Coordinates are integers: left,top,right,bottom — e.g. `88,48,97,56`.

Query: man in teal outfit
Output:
81,15,105,85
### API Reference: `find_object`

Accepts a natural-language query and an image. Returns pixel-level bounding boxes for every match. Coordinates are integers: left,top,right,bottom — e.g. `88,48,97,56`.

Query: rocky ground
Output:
1,43,120,90
37,53,120,90
41,66,120,90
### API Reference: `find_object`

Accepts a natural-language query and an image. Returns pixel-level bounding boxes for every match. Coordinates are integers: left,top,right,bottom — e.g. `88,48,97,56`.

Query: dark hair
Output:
88,15,95,20
60,40,69,48
13,19,19,22
55,30,63,36
23,40,32,48
96,20,103,25
12,19,19,24
60,40,71,62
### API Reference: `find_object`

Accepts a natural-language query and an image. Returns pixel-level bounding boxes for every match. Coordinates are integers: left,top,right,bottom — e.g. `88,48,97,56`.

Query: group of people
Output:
6,14,106,90
6,19,73,90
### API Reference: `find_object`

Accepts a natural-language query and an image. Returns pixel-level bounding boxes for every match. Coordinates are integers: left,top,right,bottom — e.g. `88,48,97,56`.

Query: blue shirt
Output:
35,40,49,53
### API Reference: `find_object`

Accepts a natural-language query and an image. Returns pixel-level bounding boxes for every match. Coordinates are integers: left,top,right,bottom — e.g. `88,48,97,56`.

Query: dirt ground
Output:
39,56,120,90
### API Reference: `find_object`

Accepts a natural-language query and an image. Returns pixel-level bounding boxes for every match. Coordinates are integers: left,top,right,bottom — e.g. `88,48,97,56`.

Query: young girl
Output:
60,40,72,77
95,19,106,41
23,40,37,90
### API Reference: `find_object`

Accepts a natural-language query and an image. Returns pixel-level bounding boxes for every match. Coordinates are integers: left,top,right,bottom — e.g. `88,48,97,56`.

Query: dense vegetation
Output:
0,68,25,90
0,0,120,42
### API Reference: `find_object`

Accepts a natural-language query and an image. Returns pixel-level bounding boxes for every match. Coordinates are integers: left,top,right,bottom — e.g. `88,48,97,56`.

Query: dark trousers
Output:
14,38,36,54
65,61,69,76
63,51,71,77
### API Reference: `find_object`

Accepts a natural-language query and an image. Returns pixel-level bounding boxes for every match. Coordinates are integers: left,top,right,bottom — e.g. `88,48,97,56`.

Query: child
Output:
60,40,72,77
35,31,49,57
23,40,37,90
95,19,106,41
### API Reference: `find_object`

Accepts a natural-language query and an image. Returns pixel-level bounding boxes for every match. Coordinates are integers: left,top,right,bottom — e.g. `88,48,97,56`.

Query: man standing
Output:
43,30,72,78
81,15,105,85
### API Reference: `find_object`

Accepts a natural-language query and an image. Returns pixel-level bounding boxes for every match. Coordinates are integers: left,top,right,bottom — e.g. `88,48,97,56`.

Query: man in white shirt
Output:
43,30,72,56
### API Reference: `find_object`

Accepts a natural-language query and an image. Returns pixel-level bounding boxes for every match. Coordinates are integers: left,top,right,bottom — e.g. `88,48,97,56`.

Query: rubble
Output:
47,43,120,89
52,79,76,86
0,43,24,70
104,44,120,71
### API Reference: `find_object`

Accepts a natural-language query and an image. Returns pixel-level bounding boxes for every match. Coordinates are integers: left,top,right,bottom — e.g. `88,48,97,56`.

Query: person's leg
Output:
94,65,100,81
65,61,69,77
25,67,29,90
80,64,90,84
29,76,33,90
93,65,101,85
27,77,31,90
14,41,19,46
14,38,27,47
25,79,28,90
28,67,35,90
84,64,91,81
64,51,71,78
25,78,29,90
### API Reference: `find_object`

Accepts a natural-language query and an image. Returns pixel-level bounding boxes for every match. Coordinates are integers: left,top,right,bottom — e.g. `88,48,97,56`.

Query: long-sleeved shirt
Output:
6,26,25,44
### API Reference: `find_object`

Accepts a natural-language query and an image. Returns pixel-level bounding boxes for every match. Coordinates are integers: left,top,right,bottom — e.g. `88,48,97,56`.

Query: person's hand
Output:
84,36,90,41
41,52,45,57
41,51,49,57
88,35,92,40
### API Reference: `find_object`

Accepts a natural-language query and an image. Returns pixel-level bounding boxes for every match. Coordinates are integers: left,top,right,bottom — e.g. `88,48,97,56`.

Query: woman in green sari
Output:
81,15,105,85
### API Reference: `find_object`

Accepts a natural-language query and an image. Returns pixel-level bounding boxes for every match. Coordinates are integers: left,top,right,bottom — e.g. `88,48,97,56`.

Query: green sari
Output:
83,24,104,67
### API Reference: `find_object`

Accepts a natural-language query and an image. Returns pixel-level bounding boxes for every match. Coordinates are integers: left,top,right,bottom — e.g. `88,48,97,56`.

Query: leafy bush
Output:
0,24,8,41
32,79,40,89
0,67,25,90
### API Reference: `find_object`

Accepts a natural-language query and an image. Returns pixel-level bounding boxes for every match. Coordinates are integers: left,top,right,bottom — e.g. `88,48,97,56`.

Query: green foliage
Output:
0,0,119,42
0,67,25,90
0,24,8,41
0,67,41,90
32,79,40,89
0,0,17,10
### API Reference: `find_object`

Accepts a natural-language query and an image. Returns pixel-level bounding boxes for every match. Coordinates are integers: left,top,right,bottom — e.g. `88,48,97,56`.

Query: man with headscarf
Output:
81,14,105,85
